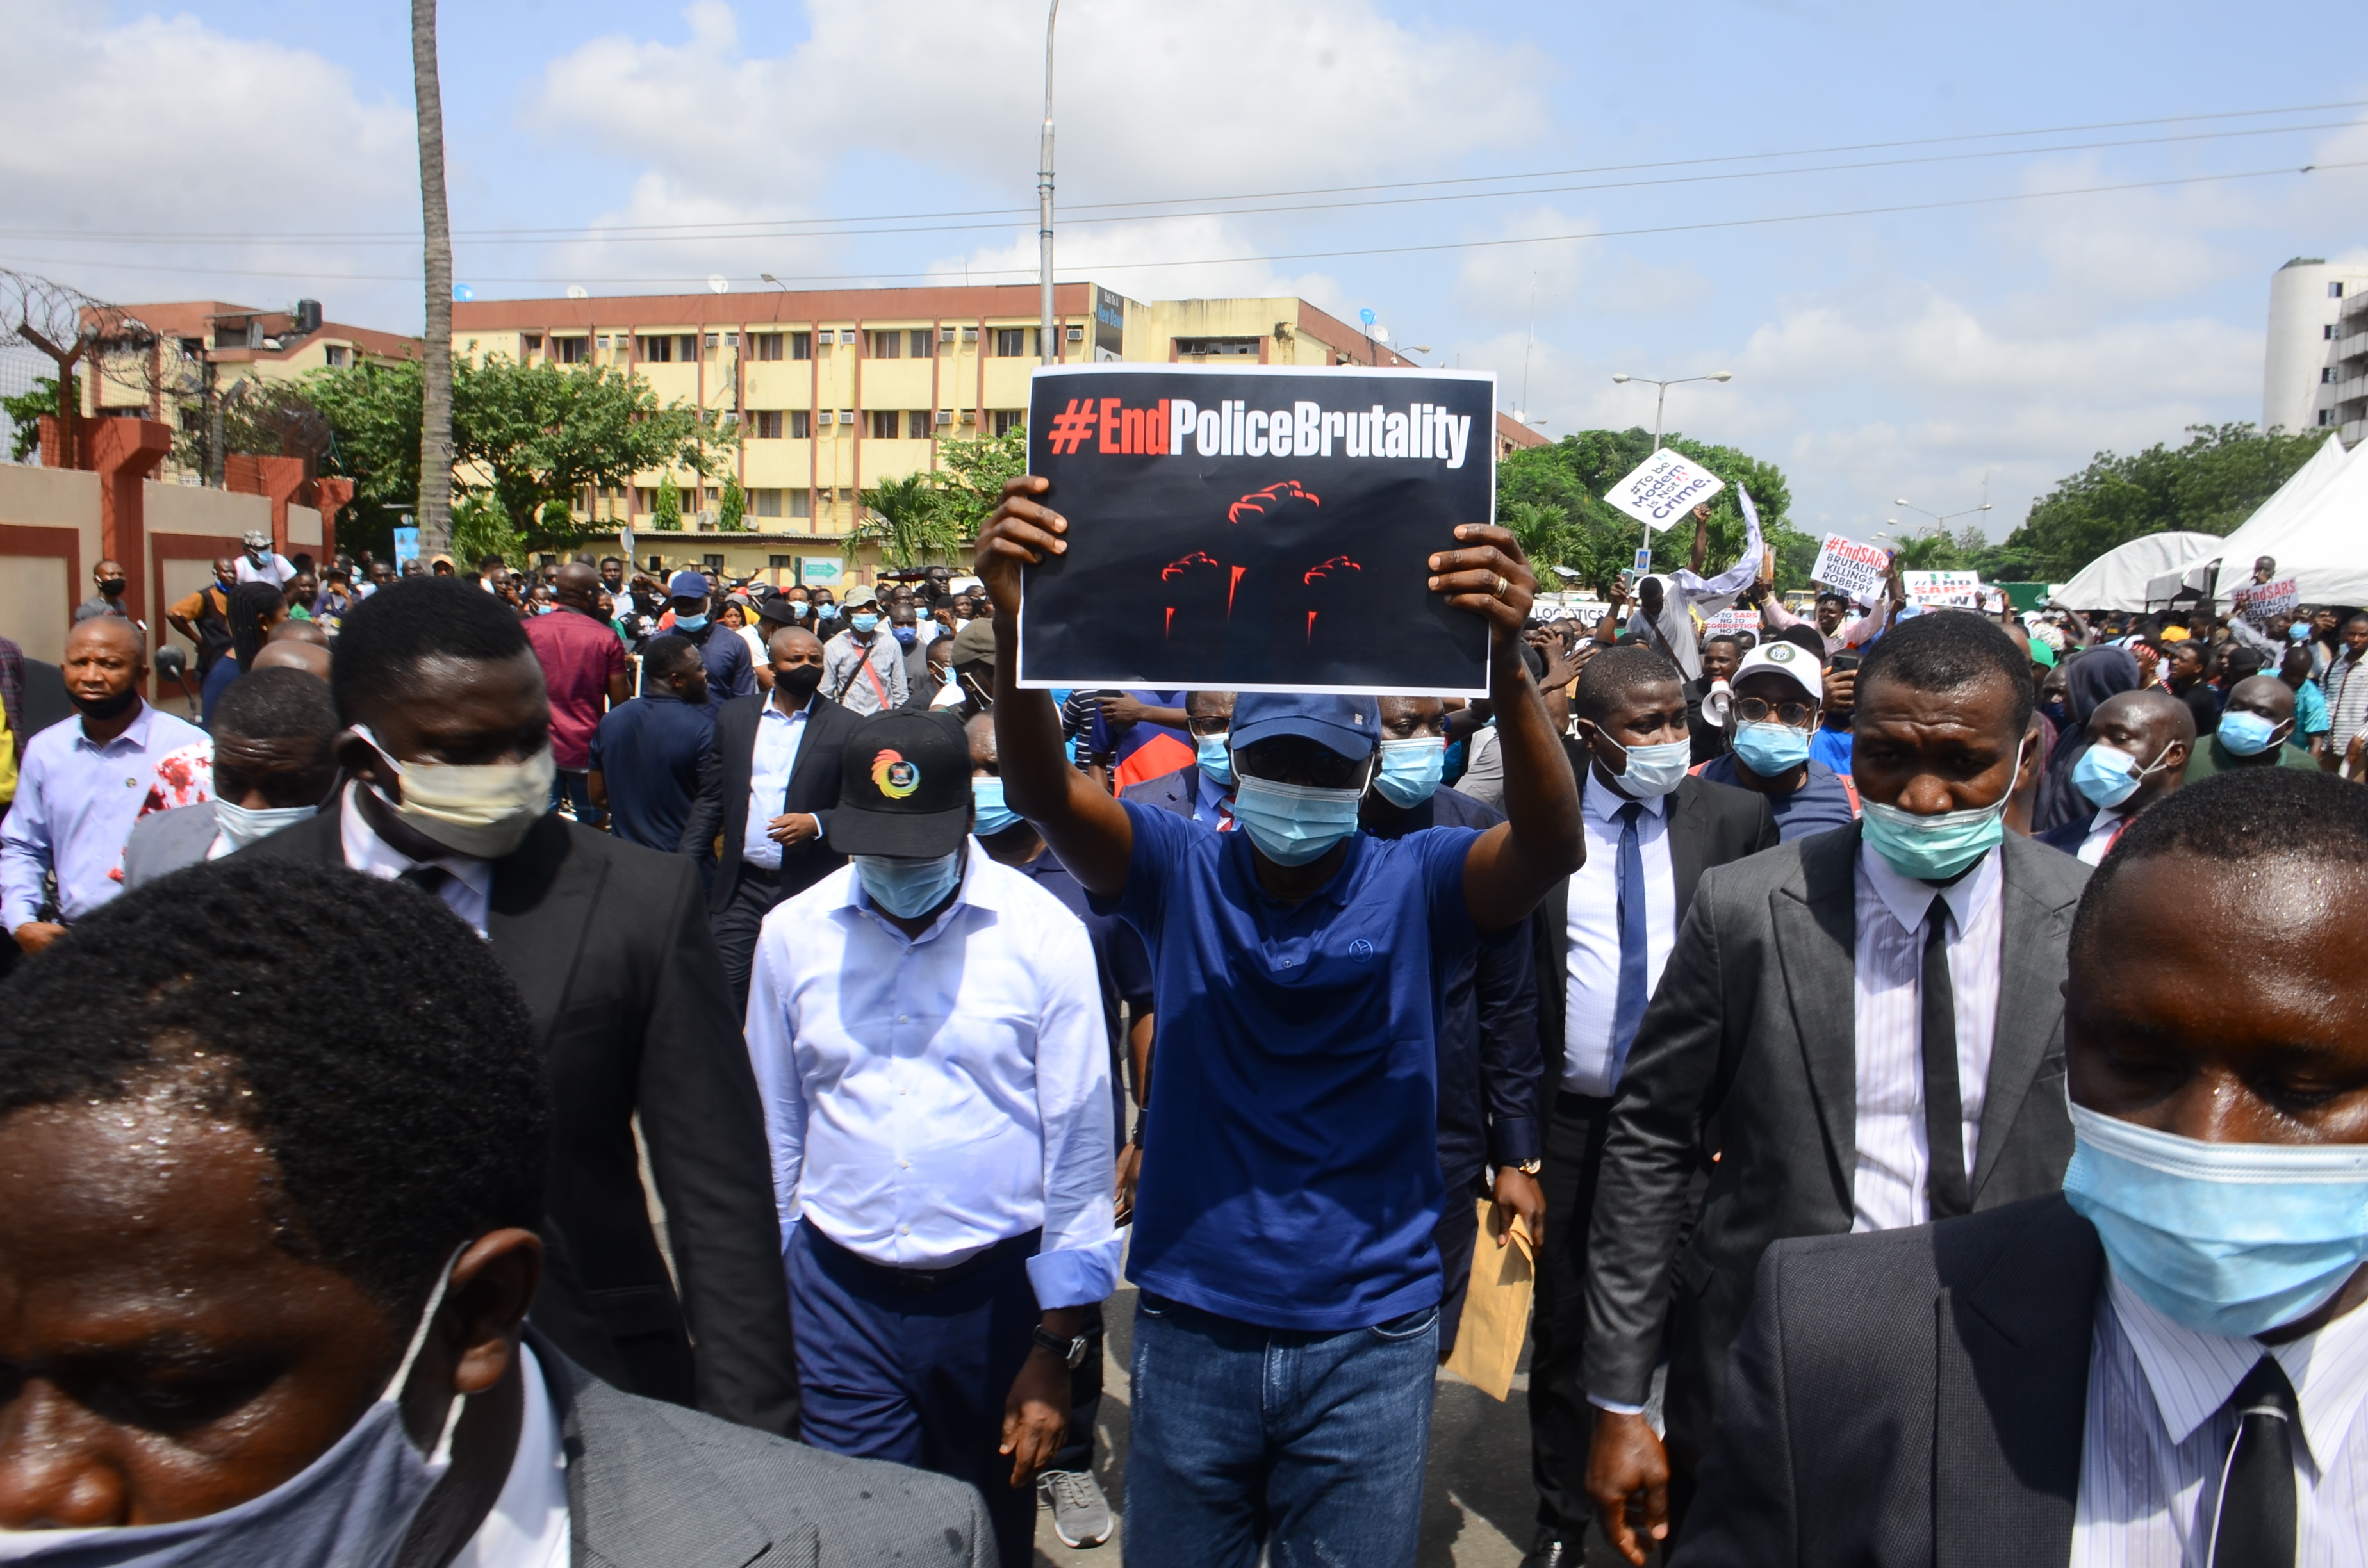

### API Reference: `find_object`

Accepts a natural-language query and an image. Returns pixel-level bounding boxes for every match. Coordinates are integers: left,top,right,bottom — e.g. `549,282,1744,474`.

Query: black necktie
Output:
1921,907,1970,1221
2212,1357,2299,1568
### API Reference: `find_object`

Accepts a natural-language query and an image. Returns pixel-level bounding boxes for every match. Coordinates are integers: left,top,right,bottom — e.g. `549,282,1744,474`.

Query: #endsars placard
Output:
1017,364,1497,697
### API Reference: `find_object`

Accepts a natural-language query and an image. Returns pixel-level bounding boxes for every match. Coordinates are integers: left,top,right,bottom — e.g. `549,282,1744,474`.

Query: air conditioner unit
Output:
940,327,955,343
961,327,979,342
838,409,855,424
935,409,953,426
839,330,857,344
703,333,719,348
1066,325,1083,342
960,410,976,424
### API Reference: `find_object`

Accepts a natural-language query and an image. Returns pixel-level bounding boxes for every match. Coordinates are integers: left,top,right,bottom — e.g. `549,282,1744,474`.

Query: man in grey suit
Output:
121,667,341,888
1583,612,2091,1563
0,856,989,1564
1679,769,2368,1566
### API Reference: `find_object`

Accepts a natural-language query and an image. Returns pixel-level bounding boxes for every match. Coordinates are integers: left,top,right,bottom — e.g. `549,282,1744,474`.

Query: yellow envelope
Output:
1442,1198,1534,1401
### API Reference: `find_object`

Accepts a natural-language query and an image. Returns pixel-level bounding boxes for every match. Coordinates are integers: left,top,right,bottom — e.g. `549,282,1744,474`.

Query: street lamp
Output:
1893,495,1992,543
1038,1,1060,367
1610,369,1733,574
760,273,789,292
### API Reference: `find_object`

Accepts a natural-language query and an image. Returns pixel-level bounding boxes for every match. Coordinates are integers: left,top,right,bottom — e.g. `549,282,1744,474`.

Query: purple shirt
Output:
1,702,209,929
522,608,629,770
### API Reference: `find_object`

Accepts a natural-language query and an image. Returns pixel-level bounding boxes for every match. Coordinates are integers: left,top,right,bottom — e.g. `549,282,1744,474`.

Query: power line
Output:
2,95,2360,248
8,159,2351,292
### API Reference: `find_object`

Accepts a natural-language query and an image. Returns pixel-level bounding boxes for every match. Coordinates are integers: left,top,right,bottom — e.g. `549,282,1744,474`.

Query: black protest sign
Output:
1017,364,1497,696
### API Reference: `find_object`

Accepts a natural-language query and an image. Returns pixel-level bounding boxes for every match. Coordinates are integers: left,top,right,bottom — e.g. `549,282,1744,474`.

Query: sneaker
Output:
1038,1468,1114,1548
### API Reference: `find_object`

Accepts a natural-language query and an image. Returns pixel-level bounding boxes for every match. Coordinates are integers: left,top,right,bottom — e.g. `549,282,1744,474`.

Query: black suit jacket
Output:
1530,751,1780,1059
243,809,799,1434
1676,1196,2101,1567
1583,826,2090,1477
682,692,865,911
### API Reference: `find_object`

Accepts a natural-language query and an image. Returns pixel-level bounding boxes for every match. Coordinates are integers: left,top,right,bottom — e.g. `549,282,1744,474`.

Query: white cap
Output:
1731,639,1823,705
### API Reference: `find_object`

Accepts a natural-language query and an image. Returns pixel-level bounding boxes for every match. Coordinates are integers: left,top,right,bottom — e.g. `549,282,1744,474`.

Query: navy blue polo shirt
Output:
1004,842,1154,1152
588,693,714,852
1112,798,1482,1331
1694,753,1859,844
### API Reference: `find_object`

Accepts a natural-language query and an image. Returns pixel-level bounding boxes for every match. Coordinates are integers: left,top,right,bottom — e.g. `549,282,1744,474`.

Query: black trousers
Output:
712,862,792,1012
1528,1091,1617,1539
1433,1170,1487,1363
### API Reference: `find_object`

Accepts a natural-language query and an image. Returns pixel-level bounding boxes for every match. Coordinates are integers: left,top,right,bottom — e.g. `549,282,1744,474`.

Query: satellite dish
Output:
453,284,475,302
566,285,589,300
1372,325,1390,343
708,274,730,295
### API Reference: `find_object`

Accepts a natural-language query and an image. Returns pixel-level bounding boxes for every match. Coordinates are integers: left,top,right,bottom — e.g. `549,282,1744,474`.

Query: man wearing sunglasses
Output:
973,477,1582,1568
1692,640,1860,843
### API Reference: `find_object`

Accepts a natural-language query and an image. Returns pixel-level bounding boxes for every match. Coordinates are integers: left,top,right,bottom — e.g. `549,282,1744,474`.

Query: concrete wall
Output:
0,466,102,664
143,479,270,679
147,479,264,537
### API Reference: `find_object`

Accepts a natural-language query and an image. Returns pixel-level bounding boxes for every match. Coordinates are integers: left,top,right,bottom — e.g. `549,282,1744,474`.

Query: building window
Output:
680,335,700,360
637,335,673,362
994,327,1033,357
770,554,793,568
179,337,205,359
324,345,352,368
791,331,812,360
789,409,812,439
2334,282,2347,298
867,331,901,359
522,334,543,354
907,409,932,439
910,329,934,357
634,487,655,513
702,553,725,569
869,410,901,439
753,411,784,439
555,336,587,364
755,489,782,518
2321,409,2335,425
2328,325,2339,341
1178,336,1260,357
791,489,812,518
752,333,783,361
993,409,1025,437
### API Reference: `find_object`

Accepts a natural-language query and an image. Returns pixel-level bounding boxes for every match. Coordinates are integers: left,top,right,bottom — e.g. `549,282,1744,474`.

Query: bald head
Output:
2227,674,2296,724
766,625,823,662
2091,687,2195,753
267,619,331,649
555,561,600,610
251,639,333,682
65,613,143,664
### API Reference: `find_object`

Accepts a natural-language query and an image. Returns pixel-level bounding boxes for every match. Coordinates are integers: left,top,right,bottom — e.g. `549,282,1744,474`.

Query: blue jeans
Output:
1125,1291,1439,1568
548,766,598,824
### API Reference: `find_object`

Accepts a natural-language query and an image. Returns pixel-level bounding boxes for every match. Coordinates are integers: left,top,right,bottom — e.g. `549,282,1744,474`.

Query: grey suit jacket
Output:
122,801,220,890
1675,1196,2100,1567
540,1334,993,1567
1582,826,2090,1474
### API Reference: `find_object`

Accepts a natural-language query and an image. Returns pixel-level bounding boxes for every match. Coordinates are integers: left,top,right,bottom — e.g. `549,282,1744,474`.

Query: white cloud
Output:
0,0,416,320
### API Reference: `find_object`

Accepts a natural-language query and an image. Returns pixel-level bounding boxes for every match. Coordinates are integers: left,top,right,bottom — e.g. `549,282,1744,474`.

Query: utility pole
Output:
1038,1,1060,368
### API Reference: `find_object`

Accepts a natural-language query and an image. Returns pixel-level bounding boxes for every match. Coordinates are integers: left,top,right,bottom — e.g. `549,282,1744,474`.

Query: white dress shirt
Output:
338,782,497,936
447,1341,570,1568
743,842,1122,1309
739,696,812,869
1849,840,2005,1232
1561,769,1677,1098
2076,804,2133,867
2073,1271,2368,1567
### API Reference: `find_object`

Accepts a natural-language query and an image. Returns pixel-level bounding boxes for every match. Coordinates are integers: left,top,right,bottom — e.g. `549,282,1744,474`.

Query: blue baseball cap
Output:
1228,692,1381,759
666,569,709,599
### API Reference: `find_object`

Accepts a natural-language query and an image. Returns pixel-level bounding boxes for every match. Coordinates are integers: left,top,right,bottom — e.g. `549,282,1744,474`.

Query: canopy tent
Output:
2057,531,2225,612
2142,432,2368,608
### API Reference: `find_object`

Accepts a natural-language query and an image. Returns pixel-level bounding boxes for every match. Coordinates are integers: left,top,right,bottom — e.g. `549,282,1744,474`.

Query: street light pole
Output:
1038,0,1060,368
1609,368,1733,571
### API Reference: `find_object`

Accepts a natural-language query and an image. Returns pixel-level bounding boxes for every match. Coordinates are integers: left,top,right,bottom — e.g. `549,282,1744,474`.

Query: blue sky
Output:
8,0,2367,544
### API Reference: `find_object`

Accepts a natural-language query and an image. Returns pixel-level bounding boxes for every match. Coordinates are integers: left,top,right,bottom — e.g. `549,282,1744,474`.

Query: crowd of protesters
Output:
0,491,2362,1568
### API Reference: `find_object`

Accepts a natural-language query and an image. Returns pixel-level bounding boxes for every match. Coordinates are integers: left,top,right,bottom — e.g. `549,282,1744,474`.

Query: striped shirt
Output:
2328,648,2368,755
2072,1270,2368,1567
1849,842,2005,1233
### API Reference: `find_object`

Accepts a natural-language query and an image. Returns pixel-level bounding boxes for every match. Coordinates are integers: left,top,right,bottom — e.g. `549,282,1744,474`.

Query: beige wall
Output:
288,505,322,548
145,480,268,538
0,556,71,665
0,467,101,664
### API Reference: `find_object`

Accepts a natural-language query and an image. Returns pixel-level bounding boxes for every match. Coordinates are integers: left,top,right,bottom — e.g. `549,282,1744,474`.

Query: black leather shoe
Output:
1518,1529,1576,1568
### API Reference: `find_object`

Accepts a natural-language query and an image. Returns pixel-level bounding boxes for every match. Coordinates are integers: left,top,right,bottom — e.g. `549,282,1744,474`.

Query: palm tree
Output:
411,0,454,554
852,473,962,568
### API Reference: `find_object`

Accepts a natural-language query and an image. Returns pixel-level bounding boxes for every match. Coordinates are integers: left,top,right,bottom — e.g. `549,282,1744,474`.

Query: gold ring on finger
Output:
1494,574,1510,599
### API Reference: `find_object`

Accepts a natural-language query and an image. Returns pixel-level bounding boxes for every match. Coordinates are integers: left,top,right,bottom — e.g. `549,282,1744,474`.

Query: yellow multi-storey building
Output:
449,281,1508,584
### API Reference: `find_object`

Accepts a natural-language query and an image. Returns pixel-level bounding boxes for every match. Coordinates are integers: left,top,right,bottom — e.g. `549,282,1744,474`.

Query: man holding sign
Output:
974,475,1582,1568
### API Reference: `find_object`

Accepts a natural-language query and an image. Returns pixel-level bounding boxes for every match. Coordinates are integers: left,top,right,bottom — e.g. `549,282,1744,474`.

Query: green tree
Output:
652,474,682,533
1497,428,1809,593
718,475,748,532
2002,421,2323,580
450,491,523,569
1,375,61,463
853,471,963,568
928,425,1028,542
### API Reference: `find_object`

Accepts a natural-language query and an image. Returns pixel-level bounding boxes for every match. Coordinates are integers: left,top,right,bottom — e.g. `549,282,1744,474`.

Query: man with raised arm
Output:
974,476,1583,1568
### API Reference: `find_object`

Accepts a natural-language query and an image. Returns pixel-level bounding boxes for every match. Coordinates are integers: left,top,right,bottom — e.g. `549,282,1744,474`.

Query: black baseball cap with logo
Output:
827,710,972,857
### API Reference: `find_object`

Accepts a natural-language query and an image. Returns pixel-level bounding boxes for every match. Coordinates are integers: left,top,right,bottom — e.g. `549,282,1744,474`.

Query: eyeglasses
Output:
1187,716,1231,738
1734,697,1817,727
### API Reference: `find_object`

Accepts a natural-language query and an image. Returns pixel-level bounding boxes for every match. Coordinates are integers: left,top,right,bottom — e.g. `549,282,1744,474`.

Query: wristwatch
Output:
1515,1159,1543,1176
1032,1325,1092,1369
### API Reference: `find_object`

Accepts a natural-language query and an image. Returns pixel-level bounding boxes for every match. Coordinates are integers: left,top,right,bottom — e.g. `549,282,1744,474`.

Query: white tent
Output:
2141,432,2368,608
2057,530,2225,612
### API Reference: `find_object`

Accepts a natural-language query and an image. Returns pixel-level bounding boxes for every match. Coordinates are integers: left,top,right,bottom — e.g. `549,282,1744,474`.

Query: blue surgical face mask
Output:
2289,621,2312,641
212,798,320,851
673,612,709,633
1861,796,2008,881
853,848,964,919
850,612,880,635
2073,740,2174,809
2217,709,2285,756
1195,731,1235,787
1231,773,1368,867
971,776,1021,837
892,625,917,648
1372,736,1446,808
1731,721,1811,778
1602,735,1691,799
2062,1102,2368,1338
789,601,809,617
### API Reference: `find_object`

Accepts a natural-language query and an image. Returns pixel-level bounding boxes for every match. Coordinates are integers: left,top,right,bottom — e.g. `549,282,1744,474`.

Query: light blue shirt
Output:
740,695,812,869
1,703,208,930
743,844,1122,1309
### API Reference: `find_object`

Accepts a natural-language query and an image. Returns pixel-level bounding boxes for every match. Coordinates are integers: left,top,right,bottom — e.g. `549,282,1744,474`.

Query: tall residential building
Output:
450,281,1539,582
2263,257,2368,437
